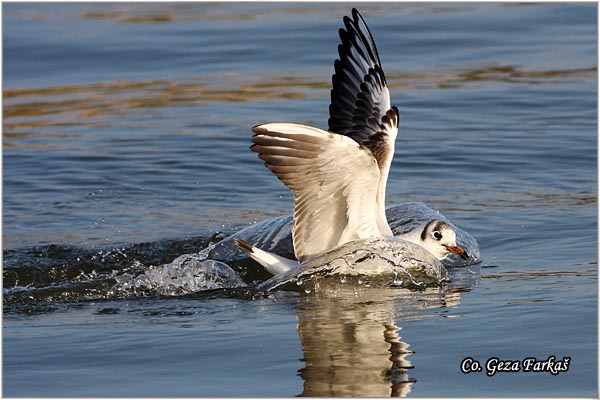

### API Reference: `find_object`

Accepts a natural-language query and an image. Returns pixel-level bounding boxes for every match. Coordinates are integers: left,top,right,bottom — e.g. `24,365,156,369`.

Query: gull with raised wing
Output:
237,9,467,277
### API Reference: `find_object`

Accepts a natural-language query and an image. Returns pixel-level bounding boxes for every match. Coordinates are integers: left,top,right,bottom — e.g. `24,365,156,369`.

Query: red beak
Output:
444,244,468,260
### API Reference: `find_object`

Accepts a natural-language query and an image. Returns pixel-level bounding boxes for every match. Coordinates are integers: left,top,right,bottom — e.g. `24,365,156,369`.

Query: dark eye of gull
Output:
432,231,442,240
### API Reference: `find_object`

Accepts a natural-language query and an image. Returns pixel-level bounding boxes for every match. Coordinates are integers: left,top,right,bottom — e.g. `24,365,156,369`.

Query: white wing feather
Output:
252,123,382,262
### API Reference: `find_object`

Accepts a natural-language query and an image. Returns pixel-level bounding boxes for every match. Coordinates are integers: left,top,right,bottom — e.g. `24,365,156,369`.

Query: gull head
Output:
418,219,468,261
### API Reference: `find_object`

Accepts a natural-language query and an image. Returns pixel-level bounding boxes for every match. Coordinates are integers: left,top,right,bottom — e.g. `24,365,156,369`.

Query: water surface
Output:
3,2,597,397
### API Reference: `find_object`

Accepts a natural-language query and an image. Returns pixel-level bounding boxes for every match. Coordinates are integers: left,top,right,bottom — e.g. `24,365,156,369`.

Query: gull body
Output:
236,218,467,276
255,237,448,293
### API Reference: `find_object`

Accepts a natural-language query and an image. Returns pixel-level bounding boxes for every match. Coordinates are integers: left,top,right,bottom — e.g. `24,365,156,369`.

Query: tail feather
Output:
234,238,296,276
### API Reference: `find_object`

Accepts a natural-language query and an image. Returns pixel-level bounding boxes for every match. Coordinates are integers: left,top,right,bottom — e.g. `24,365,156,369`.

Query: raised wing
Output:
328,8,398,236
328,8,398,145
251,123,383,262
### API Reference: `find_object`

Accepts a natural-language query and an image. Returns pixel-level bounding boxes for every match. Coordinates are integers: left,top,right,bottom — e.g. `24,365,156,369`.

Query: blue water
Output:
3,2,597,397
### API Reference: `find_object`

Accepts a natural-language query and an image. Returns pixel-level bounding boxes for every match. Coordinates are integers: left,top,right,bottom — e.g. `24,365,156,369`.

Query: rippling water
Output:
3,3,597,397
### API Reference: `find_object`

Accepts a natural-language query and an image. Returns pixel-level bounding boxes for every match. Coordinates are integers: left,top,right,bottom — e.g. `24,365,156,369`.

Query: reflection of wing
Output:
251,123,382,262
328,8,398,236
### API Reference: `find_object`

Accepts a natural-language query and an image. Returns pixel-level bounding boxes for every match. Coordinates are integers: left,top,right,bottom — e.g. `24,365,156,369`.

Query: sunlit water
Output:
3,3,597,397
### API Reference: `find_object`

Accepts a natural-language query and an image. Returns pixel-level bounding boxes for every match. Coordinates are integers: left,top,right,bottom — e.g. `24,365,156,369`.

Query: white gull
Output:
238,9,467,276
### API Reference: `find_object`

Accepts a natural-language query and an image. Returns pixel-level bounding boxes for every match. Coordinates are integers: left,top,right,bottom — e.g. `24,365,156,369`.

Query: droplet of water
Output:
296,279,304,286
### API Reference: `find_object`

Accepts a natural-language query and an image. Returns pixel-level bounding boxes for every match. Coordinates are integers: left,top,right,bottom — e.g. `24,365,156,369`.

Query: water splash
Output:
3,240,247,306
111,255,245,297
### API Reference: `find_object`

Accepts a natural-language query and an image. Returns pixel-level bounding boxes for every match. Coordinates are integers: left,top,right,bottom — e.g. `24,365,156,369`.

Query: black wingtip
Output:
352,8,368,28
251,124,265,135
390,105,400,126
234,237,254,254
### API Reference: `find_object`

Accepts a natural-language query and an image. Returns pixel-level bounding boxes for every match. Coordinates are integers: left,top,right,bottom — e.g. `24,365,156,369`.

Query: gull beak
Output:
444,244,469,260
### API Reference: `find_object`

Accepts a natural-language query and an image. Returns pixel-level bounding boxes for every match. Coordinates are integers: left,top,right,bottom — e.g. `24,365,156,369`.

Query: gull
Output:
236,219,466,275
237,9,467,276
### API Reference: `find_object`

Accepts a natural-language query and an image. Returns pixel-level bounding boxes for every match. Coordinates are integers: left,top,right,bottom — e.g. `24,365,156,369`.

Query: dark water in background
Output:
3,2,597,397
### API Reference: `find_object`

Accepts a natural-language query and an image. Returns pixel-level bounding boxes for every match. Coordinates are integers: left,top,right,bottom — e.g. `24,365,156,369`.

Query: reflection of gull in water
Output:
237,9,469,277
288,281,470,397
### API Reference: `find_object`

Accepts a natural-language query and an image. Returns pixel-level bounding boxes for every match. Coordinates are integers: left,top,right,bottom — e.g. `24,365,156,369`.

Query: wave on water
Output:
3,237,252,308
